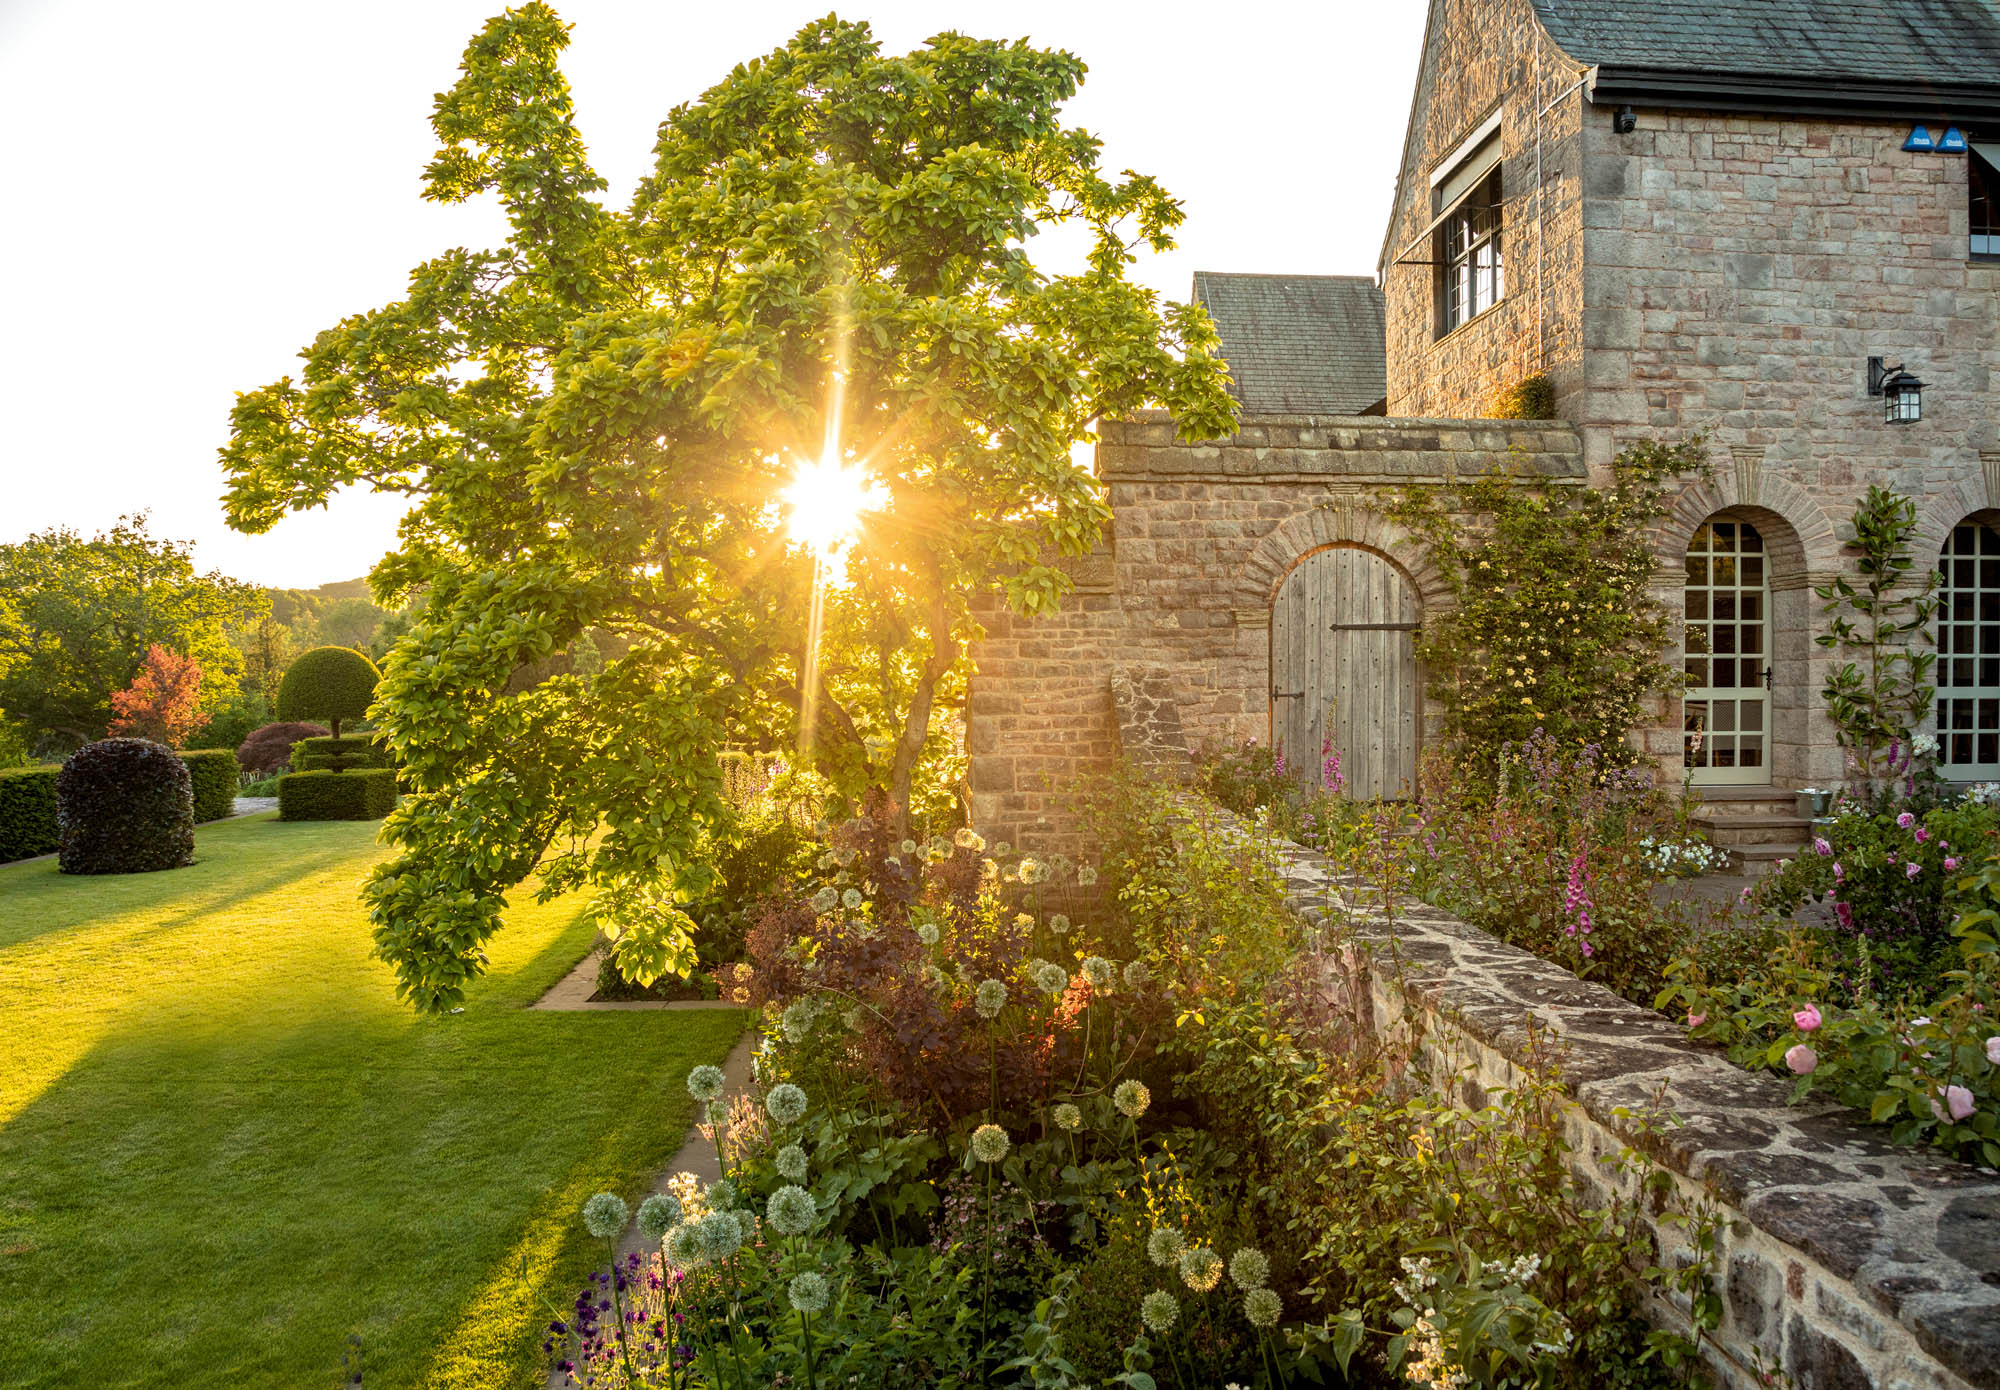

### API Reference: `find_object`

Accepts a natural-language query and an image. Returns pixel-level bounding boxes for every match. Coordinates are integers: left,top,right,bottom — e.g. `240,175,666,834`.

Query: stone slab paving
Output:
530,949,742,1012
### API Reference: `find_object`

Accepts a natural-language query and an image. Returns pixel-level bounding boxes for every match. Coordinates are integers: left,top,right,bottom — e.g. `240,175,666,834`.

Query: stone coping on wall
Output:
1249,830,2000,1389
1098,409,1585,483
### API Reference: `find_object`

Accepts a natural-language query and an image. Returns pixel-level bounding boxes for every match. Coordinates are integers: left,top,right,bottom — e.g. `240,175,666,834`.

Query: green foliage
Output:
183,689,270,754
293,733,394,773
1490,371,1556,420
275,646,381,737
57,738,196,875
278,768,398,821
1816,486,1941,789
1385,436,1707,776
0,764,59,862
0,515,265,751
178,749,239,824
218,6,1237,1013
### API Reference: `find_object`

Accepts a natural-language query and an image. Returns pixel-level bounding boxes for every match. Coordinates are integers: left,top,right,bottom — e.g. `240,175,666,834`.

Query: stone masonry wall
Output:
1383,0,1588,423
1255,826,2000,1390
966,413,1584,849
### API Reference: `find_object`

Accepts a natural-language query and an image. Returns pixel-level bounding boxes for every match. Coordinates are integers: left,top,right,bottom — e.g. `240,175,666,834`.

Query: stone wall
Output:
1257,828,2000,1390
1382,0,1588,423
966,413,1584,849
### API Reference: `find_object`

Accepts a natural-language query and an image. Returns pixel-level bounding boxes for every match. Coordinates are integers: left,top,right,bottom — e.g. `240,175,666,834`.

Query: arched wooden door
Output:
1270,546,1419,799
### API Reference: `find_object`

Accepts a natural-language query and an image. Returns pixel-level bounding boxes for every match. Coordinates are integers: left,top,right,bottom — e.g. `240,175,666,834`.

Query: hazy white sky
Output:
0,1,1425,590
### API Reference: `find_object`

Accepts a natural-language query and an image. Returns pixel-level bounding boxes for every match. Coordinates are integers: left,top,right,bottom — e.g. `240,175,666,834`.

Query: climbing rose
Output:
1897,812,1915,828
1785,1044,1818,1075
1932,1086,1977,1123
1947,857,1961,871
1987,1036,2000,1066
1906,862,1922,879
1688,1012,1707,1029
1814,837,1831,856
1793,1004,1822,1032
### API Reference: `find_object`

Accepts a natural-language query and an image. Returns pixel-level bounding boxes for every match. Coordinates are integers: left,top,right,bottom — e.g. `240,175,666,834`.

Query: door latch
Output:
1271,688,1304,701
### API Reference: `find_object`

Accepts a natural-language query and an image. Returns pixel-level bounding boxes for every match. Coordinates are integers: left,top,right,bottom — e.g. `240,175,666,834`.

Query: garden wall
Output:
1258,834,2000,1389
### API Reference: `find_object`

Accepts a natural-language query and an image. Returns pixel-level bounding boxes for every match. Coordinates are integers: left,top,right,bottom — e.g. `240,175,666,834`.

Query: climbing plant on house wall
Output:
217,6,1237,1012
1386,437,1708,777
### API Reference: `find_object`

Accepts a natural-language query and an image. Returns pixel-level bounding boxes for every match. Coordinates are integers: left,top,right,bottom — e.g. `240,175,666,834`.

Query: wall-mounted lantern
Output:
1868,356,1924,424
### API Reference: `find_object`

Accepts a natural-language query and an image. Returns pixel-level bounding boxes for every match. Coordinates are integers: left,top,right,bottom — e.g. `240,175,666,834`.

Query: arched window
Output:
1937,521,2000,778
1684,518,1769,783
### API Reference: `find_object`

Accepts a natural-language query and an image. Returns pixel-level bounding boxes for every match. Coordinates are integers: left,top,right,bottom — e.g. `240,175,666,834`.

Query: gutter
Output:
1586,65,2000,125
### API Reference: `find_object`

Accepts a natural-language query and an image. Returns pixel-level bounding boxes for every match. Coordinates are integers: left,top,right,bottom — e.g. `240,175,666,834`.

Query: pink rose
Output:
1915,827,1930,844
1785,1044,1818,1075
1906,862,1922,879
1897,811,1915,829
1930,1086,1976,1123
1814,838,1831,856
1688,1012,1707,1029
1793,1004,1822,1032
1833,862,1845,882
1986,1036,2000,1066
1946,857,1960,871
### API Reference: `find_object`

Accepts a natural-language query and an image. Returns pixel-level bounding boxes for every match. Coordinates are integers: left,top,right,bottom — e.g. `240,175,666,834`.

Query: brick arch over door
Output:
1241,501,1449,614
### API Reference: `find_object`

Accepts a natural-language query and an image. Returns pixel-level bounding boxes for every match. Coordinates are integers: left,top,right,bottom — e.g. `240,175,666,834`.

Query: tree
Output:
108,646,209,747
275,646,381,738
220,7,1236,1013
0,516,266,751
312,596,390,651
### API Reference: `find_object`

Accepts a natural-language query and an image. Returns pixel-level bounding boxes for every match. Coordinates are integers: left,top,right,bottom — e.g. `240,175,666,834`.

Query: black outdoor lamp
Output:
1868,356,1924,424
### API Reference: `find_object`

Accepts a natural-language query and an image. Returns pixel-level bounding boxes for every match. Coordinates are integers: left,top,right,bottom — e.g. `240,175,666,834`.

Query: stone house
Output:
969,0,2000,855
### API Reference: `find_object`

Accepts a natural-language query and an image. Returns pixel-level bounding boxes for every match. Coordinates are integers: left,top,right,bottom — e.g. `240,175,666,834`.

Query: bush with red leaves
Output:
235,721,330,775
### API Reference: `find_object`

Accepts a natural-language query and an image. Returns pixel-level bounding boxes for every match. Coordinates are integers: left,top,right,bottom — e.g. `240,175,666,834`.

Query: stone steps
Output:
1690,787,1810,876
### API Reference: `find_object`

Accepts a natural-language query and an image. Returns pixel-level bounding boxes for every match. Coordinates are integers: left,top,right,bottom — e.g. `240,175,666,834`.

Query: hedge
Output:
293,735,392,774
58,739,195,874
276,646,380,737
0,765,59,862
278,769,397,821
179,749,238,823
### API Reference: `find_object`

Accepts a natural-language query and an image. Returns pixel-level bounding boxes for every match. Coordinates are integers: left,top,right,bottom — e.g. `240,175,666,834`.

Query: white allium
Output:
1082,956,1115,990
974,978,1008,1018
1244,1287,1282,1328
1047,913,1071,935
1140,1290,1178,1333
637,1193,683,1239
789,1271,829,1314
1052,1102,1083,1131
900,838,917,854
766,1184,818,1237
810,886,839,914
664,1223,706,1270
1033,961,1070,996
920,963,946,990
704,1178,737,1210
775,1144,809,1182
1147,1227,1186,1268
1180,1246,1223,1293
1229,1247,1270,1291
1077,865,1098,886
970,1123,1010,1164
696,1210,741,1258
781,1000,815,1042
1123,959,1152,989
841,888,863,910
581,1192,628,1239
765,1082,808,1126
916,921,940,947
686,1065,726,1103
1114,1079,1151,1118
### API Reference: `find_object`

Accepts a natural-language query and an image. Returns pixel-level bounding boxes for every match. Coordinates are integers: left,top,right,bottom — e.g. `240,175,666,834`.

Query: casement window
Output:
1973,142,2000,259
1431,115,1505,335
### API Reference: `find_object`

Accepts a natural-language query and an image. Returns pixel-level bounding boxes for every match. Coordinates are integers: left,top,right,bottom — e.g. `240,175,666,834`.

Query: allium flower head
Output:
766,1184,818,1237
953,827,979,849
900,839,917,854
664,1223,707,1270
1139,1290,1179,1333
920,964,946,991
581,1192,628,1239
781,999,816,1042
970,1123,1010,1164
686,1064,726,1103
841,887,864,910
1048,913,1072,935
1244,1287,1283,1328
1179,1246,1223,1292
1034,961,1070,996
810,887,839,914
1229,1246,1270,1290
916,921,940,947
696,1210,741,1258
1083,956,1116,990
1052,1102,1082,1131
1123,959,1152,989
789,1271,829,1314
1018,856,1040,882
1077,865,1098,886
637,1192,683,1239
704,1178,738,1210
733,1207,757,1243
1147,1226,1186,1268
993,841,1012,857
765,1082,808,1126
775,1144,809,1182
1113,1079,1151,1118
975,978,1008,1019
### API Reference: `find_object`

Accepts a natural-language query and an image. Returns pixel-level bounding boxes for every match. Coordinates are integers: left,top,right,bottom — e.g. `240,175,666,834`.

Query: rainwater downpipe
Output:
1534,35,1591,369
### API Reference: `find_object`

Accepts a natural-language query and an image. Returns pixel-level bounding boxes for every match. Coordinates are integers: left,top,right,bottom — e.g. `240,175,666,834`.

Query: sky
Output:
0,1,1426,590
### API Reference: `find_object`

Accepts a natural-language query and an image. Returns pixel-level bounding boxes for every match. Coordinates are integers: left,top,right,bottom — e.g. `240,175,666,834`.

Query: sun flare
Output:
782,454,881,557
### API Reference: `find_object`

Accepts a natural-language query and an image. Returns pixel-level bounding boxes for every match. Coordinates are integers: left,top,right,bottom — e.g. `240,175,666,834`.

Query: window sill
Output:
1432,297,1506,344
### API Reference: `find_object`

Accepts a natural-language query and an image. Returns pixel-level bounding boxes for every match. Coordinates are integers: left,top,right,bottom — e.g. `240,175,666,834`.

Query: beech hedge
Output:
0,765,59,862
58,739,195,874
278,768,397,821
180,748,238,823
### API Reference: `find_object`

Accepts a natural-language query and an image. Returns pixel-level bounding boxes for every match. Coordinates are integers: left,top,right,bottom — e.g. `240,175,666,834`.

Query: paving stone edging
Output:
1260,834,2000,1390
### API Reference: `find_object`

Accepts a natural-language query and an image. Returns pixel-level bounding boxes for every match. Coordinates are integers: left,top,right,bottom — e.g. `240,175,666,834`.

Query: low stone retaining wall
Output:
1260,835,2000,1390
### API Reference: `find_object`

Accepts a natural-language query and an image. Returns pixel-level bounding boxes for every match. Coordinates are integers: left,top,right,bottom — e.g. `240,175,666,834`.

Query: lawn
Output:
0,813,746,1388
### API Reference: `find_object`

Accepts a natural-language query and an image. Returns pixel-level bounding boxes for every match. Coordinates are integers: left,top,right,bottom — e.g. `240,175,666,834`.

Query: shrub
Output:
178,749,239,823
235,721,329,775
184,690,269,754
107,645,208,747
292,734,392,773
0,765,59,862
57,739,195,874
1490,371,1557,420
275,646,381,737
278,768,396,821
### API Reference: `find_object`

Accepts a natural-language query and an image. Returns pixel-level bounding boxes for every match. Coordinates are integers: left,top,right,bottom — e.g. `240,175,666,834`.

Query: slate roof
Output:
1531,0,2000,90
1191,273,1387,417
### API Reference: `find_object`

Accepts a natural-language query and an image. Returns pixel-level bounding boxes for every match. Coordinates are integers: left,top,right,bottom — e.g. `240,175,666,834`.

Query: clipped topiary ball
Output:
57,738,195,875
276,647,381,738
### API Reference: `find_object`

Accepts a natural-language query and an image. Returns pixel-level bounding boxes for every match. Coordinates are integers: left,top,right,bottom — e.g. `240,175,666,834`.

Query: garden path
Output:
1650,870,1837,928
531,948,744,1011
